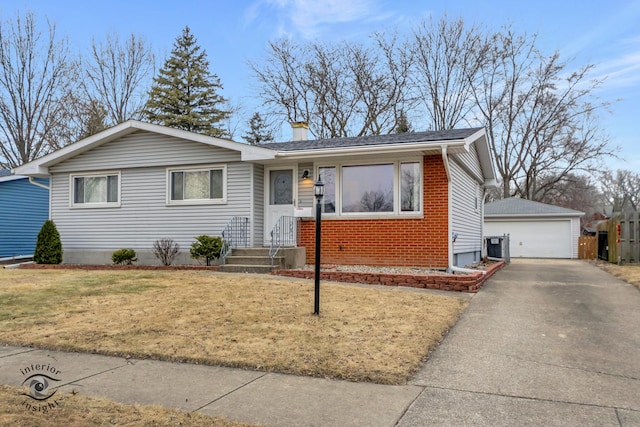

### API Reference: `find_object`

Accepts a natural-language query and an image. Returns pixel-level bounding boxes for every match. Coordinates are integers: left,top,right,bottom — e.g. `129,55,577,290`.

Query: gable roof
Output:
485,197,584,218
13,121,497,187
13,120,276,176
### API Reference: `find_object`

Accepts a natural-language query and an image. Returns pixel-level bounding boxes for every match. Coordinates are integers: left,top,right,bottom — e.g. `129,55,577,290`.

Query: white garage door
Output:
485,220,572,258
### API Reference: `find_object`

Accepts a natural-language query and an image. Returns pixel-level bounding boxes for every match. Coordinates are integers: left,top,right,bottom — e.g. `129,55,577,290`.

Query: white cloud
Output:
248,0,386,39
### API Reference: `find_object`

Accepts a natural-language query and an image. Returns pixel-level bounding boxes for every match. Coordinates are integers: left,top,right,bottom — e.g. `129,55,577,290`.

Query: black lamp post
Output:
313,177,324,315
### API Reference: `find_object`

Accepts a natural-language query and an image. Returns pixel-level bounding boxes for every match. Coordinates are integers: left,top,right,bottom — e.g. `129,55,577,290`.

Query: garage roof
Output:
485,197,584,218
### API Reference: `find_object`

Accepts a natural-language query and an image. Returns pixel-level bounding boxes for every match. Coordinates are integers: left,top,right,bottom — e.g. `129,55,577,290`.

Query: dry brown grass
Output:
0,384,255,426
0,269,467,385
594,262,640,290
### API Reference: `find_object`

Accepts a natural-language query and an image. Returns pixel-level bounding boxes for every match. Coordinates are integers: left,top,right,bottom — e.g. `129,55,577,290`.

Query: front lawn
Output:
0,269,468,385
0,384,254,427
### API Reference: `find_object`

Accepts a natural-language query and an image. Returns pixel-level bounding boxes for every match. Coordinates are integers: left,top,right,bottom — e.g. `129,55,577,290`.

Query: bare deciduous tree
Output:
250,36,411,138
82,32,155,125
0,11,74,168
470,29,613,199
600,169,640,211
410,15,484,130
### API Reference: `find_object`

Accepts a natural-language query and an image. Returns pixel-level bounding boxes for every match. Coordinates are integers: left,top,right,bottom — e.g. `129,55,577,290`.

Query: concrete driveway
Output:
398,259,640,426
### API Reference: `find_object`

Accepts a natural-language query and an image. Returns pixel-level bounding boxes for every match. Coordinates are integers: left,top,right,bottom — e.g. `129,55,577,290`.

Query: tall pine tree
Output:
143,26,229,137
242,112,274,145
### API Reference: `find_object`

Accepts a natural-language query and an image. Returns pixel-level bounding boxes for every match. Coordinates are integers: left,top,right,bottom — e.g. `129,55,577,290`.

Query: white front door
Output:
265,167,296,245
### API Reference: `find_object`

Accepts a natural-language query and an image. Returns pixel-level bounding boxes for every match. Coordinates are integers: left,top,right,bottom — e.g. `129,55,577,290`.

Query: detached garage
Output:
484,198,584,259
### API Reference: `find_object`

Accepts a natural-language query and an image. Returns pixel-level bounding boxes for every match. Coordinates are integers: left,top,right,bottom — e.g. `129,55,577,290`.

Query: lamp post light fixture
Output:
313,177,324,315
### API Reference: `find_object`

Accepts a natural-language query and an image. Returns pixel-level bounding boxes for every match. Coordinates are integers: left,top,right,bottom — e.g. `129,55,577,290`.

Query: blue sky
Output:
5,0,640,171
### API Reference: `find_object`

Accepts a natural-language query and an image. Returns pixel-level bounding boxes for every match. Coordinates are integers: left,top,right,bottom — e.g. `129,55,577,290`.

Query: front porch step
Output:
219,264,275,274
225,255,282,266
231,247,271,257
220,247,283,273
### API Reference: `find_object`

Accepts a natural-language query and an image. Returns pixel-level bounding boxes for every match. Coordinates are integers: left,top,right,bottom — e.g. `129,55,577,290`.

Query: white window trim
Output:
315,158,423,218
166,164,227,206
69,171,121,209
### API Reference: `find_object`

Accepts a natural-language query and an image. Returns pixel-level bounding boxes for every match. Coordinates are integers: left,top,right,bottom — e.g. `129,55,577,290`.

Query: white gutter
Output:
28,176,50,190
481,190,489,258
275,141,468,160
441,146,454,272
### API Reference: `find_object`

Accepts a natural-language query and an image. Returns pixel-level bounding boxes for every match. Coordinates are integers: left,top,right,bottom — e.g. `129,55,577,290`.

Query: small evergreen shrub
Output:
112,248,137,265
153,239,180,266
190,235,222,266
33,220,63,264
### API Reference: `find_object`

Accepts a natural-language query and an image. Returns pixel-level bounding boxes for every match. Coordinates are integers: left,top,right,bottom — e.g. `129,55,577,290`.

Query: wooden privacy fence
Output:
578,236,596,260
596,204,639,264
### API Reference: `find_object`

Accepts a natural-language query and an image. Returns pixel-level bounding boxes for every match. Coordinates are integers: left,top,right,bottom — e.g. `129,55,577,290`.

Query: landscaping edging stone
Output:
272,260,506,293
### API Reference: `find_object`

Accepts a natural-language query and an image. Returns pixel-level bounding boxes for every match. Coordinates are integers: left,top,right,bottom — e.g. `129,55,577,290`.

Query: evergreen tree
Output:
142,26,229,137
242,112,274,145
394,109,413,133
34,220,63,264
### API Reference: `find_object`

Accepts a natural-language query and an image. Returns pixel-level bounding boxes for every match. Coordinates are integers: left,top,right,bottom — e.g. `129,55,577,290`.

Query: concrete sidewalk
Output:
0,345,422,426
2,259,639,426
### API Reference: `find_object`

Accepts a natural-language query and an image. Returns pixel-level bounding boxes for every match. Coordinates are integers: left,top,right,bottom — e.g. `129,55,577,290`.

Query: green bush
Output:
33,220,63,264
112,248,137,265
190,235,222,266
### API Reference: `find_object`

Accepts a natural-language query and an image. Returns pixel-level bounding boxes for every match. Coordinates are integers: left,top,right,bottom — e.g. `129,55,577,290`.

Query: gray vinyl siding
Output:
48,130,253,259
51,162,253,253
451,161,482,259
452,142,483,183
297,162,314,208
49,130,241,173
252,163,264,246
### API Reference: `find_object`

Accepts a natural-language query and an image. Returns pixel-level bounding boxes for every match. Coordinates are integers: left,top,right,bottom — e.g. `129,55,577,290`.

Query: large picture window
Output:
71,173,120,207
168,166,226,204
316,160,422,216
342,164,394,213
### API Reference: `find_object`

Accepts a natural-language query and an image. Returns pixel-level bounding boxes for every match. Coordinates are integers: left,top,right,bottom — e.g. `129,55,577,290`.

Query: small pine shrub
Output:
33,220,63,264
112,248,137,265
190,235,222,266
153,239,180,266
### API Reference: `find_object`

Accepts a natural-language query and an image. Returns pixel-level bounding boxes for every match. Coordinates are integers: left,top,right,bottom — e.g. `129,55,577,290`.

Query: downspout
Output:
441,146,486,276
28,176,49,190
481,189,489,258
28,176,52,221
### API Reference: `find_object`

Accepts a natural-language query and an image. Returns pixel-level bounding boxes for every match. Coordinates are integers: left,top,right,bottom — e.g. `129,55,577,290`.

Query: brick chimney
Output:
291,121,309,141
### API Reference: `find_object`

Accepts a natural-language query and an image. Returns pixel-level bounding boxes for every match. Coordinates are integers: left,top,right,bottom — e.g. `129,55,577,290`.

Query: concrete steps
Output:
220,248,282,274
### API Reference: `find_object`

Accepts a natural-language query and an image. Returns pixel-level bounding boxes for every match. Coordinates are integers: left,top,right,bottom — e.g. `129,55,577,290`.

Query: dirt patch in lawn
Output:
593,261,640,290
0,384,255,427
0,270,468,385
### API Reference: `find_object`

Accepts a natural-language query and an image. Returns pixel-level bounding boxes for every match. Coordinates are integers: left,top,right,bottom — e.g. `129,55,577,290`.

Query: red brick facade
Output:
299,155,449,268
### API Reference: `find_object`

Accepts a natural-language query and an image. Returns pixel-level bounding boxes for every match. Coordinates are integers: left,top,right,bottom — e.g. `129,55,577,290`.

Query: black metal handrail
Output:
269,215,298,263
221,217,249,261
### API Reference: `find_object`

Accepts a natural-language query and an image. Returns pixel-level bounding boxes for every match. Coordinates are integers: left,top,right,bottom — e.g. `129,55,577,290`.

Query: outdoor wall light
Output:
302,169,310,180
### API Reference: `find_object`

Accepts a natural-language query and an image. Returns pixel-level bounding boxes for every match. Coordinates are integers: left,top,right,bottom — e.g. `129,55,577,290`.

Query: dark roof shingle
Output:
261,128,483,151
485,197,584,216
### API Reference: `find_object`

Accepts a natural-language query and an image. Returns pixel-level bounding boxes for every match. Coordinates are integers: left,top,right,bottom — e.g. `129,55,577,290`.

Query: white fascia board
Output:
485,212,585,219
469,128,498,183
0,174,27,183
274,140,468,160
13,120,277,176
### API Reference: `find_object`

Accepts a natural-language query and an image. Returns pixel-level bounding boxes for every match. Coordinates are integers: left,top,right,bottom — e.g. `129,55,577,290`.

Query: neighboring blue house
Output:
0,170,49,258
